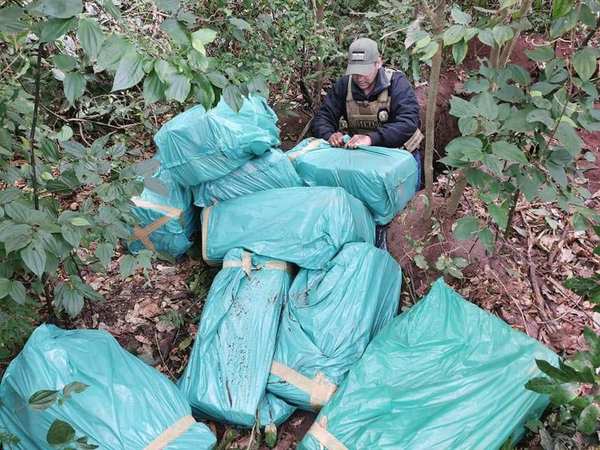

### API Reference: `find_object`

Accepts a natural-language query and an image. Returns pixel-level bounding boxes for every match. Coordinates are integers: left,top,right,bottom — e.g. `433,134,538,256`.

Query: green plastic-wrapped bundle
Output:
0,325,216,450
129,168,197,258
201,187,375,270
267,243,402,411
299,279,558,450
192,149,302,207
178,249,293,427
155,95,280,186
288,138,418,224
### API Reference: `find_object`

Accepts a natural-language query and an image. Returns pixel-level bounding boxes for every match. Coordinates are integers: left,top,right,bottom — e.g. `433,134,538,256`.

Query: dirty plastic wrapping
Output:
201,187,375,270
192,149,303,207
178,248,293,427
299,279,559,450
288,138,418,224
155,95,280,186
267,243,402,411
0,325,216,450
129,168,197,258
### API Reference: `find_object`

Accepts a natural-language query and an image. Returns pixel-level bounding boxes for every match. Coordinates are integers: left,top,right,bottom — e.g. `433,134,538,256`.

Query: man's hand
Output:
328,132,344,147
346,134,372,149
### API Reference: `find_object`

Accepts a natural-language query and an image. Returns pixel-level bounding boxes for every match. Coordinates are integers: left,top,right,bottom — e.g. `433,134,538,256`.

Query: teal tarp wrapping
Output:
201,187,375,270
192,149,303,207
288,138,418,224
299,279,558,450
0,325,216,450
129,168,197,258
155,95,280,186
267,243,402,411
178,249,293,427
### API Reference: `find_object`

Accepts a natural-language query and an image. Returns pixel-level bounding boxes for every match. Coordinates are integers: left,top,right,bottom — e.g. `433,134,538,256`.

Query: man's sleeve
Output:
368,73,421,148
312,77,347,141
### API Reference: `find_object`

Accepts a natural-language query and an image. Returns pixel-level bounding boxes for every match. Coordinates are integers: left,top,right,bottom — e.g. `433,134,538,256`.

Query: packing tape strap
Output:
271,361,337,408
308,417,347,450
131,197,182,219
132,214,172,252
288,138,327,160
222,256,292,274
144,415,196,450
222,250,253,275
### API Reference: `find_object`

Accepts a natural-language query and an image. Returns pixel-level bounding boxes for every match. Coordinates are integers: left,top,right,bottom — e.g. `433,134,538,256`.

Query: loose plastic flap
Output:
0,325,216,450
155,95,280,185
129,167,197,258
178,249,293,427
267,243,402,411
201,187,375,269
192,149,303,207
299,278,559,450
288,138,418,224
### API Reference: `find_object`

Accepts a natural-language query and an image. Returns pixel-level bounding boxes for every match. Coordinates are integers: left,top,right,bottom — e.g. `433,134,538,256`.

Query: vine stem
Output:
29,44,43,211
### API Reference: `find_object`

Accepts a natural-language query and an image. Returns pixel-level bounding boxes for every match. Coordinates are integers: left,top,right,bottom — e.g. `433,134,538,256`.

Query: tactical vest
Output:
343,68,423,152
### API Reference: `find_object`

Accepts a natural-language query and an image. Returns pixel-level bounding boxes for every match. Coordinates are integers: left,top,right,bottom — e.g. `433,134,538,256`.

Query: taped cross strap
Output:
144,415,196,450
404,128,424,152
130,198,183,252
307,417,347,450
288,138,326,160
270,361,337,409
222,251,293,275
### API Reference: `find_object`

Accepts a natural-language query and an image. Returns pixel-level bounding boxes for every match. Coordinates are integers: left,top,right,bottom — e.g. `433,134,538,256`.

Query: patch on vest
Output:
377,109,389,123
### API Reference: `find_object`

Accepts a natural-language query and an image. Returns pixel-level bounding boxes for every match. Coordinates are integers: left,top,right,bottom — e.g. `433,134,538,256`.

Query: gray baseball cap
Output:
345,38,380,75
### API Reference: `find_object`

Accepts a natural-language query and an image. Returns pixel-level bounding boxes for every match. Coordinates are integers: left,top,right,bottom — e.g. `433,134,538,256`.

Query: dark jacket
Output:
312,68,421,148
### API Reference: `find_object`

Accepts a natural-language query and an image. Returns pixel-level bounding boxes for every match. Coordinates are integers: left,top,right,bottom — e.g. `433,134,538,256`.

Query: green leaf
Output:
54,53,78,71
265,423,277,448
478,29,495,47
40,17,78,42
550,383,579,404
451,5,471,25
418,41,439,61
31,0,82,18
464,78,490,94
525,376,556,394
222,84,244,112
54,282,84,317
583,327,600,367
0,223,33,254
550,6,579,39
62,381,89,398
449,96,477,118
476,92,498,120
95,243,113,268
20,243,46,278
229,17,252,31
63,72,86,105
9,280,26,304
452,40,468,65
160,18,189,47
488,202,509,229
413,254,429,269
458,117,478,135
527,109,555,129
143,72,164,104
207,71,228,89
573,48,598,81
70,217,90,227
0,278,10,299
100,0,120,18
96,35,131,72
443,25,466,46
0,6,28,33
47,419,76,445
120,254,137,278
165,74,191,102
577,404,600,434
29,389,59,410
193,74,215,109
155,0,179,12
453,216,480,240
191,28,217,54
154,59,177,83
492,25,513,46
61,224,82,247
491,141,528,164
552,0,574,18
112,50,145,91
478,228,495,253
525,46,555,62
556,122,583,155
77,17,104,60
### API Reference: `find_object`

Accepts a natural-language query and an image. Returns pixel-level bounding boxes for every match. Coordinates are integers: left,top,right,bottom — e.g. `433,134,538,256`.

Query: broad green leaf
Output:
160,18,189,47
414,254,429,269
550,6,579,39
525,46,555,62
100,0,120,18
40,17,78,42
525,376,556,394
572,47,598,81
165,74,191,102
552,0,574,17
21,243,46,278
47,419,76,445
0,223,33,254
478,29,494,47
63,72,86,104
207,71,228,89
188,49,209,72
508,64,531,86
491,141,528,164
451,5,471,24
449,96,477,118
61,224,82,247
495,85,524,103
9,280,26,304
155,0,179,12
458,117,478,135
443,25,465,46
29,390,59,410
464,78,489,94
77,17,104,60
0,6,28,33
0,278,10,299
492,25,513,46
452,40,468,65
112,50,145,91
31,0,82,18
191,28,217,54
547,162,567,186
577,404,600,434
55,283,84,317
96,35,131,72
453,216,480,240
418,41,439,61
95,242,113,268
549,382,578,404
488,202,509,229
229,17,251,31
5,202,35,223
154,59,177,83
222,84,244,112
556,122,583,155
478,228,495,253
193,74,215,109
526,109,555,129
530,81,559,96
70,217,90,227
120,254,137,278
54,53,78,71
476,92,498,120
143,72,164,104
